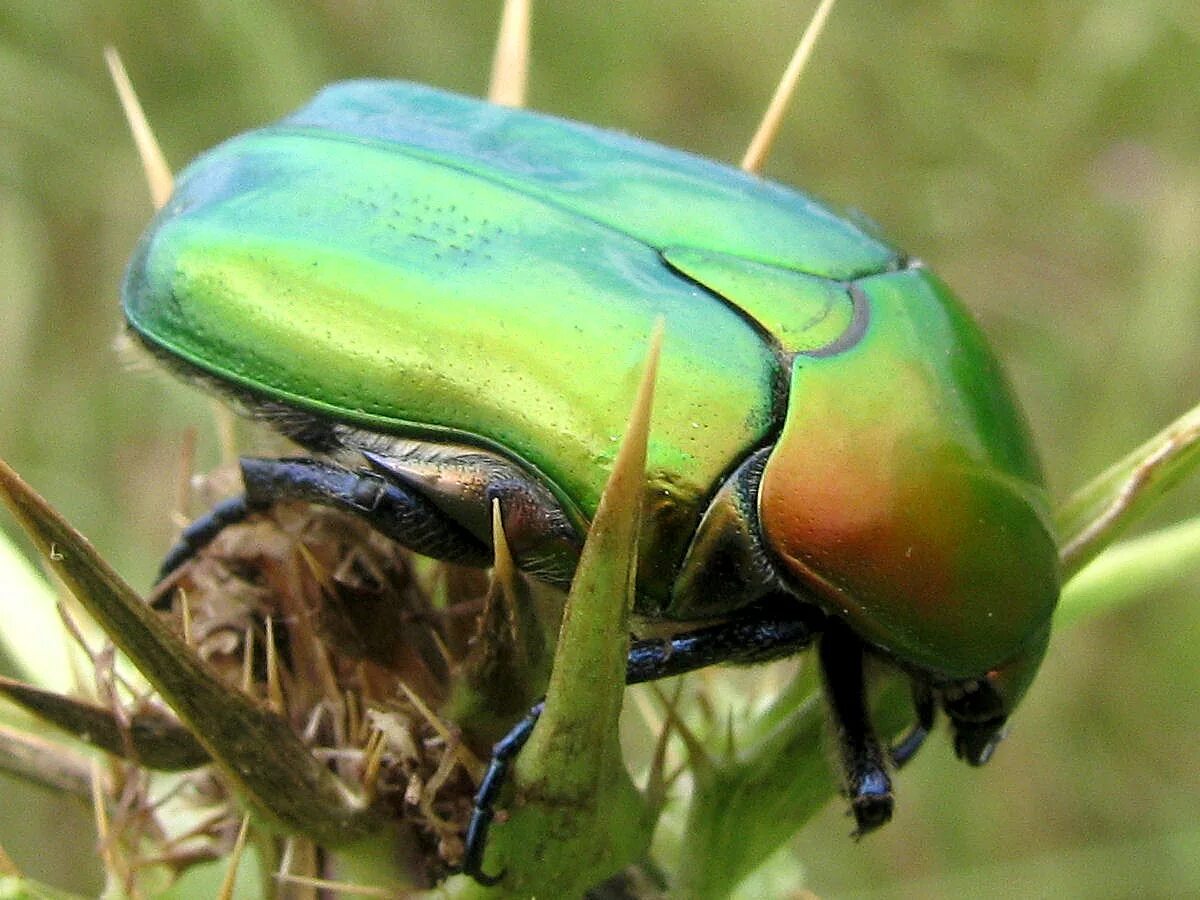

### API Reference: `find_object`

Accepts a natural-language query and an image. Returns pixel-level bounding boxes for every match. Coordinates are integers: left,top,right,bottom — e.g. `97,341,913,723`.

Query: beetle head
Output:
938,618,1050,764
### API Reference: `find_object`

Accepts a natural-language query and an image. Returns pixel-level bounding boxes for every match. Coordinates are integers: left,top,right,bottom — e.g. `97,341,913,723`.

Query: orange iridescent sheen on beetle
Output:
761,267,1058,696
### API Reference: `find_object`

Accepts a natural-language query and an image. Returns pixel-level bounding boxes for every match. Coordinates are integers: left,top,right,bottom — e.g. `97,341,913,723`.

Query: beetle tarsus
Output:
819,620,894,833
951,716,1007,767
849,767,894,836
460,699,545,885
943,677,1009,766
155,494,250,601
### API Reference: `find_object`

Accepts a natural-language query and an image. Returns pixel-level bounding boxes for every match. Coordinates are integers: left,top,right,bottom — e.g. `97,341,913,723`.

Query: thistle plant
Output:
3,316,1198,897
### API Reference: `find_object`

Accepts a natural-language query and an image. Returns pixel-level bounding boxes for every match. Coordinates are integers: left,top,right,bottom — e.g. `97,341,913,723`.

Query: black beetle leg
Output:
157,495,252,588
819,620,893,835
460,699,546,885
889,678,936,768
459,597,820,884
625,595,821,683
156,456,492,594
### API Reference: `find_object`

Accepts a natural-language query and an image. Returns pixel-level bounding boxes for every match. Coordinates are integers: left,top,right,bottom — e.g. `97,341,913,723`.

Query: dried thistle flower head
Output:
154,496,557,883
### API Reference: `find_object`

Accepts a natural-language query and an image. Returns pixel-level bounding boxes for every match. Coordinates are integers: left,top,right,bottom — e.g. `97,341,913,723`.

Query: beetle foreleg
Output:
889,678,935,768
157,494,251,588
156,457,491,589
818,620,893,835
358,445,584,587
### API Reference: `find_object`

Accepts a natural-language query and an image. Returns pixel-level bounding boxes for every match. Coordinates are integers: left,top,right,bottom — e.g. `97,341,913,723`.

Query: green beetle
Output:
123,80,1059,882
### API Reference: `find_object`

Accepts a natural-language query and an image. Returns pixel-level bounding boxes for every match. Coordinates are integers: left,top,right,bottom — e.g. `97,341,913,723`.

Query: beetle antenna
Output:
488,0,531,108
740,0,837,175
104,46,174,210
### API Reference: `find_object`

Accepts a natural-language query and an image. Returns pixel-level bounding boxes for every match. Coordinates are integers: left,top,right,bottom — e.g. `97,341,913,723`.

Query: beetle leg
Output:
889,678,935,768
818,620,893,835
460,597,821,884
358,444,584,587
460,699,546,885
625,595,821,683
157,456,491,588
672,447,781,619
157,494,252,586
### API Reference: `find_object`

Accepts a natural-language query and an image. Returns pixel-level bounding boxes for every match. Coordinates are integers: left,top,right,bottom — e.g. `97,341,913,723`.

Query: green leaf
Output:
1057,401,1200,581
0,528,73,691
0,874,89,900
0,676,209,771
1058,516,1200,629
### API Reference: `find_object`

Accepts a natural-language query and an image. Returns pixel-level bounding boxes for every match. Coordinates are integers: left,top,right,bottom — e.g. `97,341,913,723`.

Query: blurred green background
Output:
1,1,1197,896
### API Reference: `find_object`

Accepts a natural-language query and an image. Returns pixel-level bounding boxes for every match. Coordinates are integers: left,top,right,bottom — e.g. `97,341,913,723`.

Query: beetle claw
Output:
850,797,894,838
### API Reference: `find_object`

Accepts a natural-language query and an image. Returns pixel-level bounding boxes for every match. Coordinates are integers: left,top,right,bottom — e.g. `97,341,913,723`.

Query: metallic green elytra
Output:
123,80,1060,840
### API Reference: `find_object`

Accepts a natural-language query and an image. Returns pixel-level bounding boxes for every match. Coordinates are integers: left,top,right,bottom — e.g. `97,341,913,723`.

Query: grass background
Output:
1,1,1198,896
